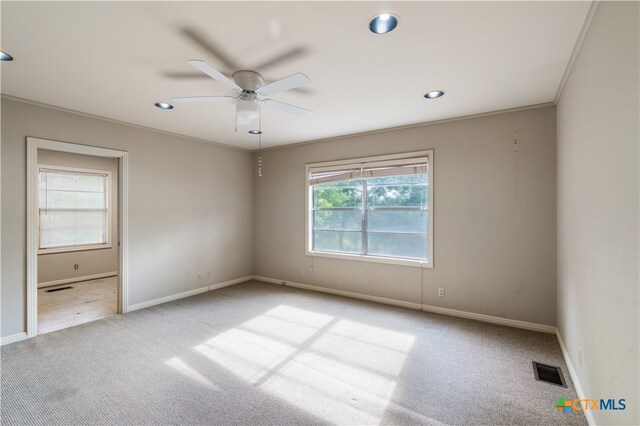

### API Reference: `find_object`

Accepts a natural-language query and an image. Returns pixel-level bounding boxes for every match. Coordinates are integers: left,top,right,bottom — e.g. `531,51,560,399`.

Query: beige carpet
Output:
2,280,586,425
38,276,117,334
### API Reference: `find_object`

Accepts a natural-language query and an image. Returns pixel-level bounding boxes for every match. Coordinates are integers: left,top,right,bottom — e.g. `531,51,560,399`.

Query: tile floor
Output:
37,276,117,334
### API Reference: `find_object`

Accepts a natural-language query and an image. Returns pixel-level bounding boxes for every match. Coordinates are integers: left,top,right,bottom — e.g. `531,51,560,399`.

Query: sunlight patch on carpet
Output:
192,305,415,423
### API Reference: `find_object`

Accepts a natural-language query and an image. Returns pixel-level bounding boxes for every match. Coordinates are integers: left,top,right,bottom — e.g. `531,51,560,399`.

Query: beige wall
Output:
254,106,557,326
1,97,254,337
557,2,639,425
37,150,118,285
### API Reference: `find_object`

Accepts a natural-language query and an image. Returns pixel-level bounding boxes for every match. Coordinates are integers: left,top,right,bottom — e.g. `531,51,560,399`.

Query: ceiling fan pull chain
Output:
258,103,263,177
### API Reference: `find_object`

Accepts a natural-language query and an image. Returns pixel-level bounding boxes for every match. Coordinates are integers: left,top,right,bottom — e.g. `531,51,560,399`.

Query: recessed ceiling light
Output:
369,13,399,34
424,90,445,99
155,102,174,110
249,130,263,135
0,51,14,61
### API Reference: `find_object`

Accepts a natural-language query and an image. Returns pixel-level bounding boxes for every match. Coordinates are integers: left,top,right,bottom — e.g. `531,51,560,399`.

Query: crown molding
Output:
1,94,250,152
554,1,600,104
257,102,555,153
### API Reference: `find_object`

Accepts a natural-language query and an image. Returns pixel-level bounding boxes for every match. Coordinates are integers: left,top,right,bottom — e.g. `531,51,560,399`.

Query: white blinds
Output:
39,168,109,249
309,158,429,186
362,163,428,179
308,169,361,186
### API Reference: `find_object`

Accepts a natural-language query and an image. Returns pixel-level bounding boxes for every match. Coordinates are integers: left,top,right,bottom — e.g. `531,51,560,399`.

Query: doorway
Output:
26,137,129,337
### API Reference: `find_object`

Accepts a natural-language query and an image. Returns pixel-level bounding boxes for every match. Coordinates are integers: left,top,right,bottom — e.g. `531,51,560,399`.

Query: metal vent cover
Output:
533,361,567,388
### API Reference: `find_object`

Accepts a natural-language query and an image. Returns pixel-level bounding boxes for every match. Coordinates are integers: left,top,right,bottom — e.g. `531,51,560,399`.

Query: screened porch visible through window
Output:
307,152,433,265
38,166,110,251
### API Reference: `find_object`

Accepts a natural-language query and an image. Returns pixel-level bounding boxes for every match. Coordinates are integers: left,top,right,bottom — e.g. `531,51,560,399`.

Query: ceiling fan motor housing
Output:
233,70,265,92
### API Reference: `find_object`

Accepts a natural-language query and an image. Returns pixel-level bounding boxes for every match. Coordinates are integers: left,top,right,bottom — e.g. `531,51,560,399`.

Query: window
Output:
38,165,111,253
306,151,433,267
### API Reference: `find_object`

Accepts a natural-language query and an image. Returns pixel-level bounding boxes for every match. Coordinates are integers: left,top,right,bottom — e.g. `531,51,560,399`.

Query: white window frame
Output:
305,150,434,268
37,164,112,254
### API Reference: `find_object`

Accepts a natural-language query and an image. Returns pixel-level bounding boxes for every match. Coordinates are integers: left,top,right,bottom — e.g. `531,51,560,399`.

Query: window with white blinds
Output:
38,166,110,252
306,151,433,266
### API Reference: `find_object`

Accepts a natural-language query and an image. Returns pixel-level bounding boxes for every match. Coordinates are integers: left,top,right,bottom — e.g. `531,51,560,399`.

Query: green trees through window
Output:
312,174,429,260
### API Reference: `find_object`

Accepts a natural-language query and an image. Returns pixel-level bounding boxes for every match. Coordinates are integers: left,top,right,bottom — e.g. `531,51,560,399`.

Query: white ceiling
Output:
1,1,591,150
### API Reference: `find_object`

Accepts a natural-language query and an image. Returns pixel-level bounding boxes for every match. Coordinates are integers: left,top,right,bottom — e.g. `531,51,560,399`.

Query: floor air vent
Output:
533,361,567,387
45,286,74,293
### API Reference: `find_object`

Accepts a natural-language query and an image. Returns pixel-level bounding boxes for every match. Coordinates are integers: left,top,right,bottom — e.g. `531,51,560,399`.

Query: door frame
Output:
26,137,129,337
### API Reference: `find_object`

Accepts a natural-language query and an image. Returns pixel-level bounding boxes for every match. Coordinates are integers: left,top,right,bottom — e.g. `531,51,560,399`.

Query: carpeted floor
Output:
38,277,117,334
1,280,586,425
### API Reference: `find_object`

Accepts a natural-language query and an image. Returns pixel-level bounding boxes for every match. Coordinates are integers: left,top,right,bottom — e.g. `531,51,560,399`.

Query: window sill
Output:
38,243,112,255
306,250,432,268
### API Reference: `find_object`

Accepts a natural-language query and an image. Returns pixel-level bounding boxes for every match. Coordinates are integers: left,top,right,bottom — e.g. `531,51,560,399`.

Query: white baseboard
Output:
253,275,555,334
254,275,423,310
38,271,118,289
1,332,28,346
556,329,595,425
420,304,556,334
210,275,254,291
127,285,210,312
127,275,253,312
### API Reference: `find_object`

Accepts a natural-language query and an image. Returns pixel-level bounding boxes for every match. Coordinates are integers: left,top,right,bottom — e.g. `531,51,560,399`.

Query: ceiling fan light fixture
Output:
424,90,445,99
155,102,174,110
0,51,14,61
369,13,398,34
237,100,260,124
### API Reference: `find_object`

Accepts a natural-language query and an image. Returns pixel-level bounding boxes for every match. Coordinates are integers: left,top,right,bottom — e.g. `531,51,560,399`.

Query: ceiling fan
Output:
171,60,312,127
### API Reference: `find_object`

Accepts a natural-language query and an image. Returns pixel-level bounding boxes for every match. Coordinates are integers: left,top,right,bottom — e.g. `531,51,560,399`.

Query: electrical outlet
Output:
297,268,304,277
207,271,212,279
197,272,201,280
438,288,445,297
578,350,583,368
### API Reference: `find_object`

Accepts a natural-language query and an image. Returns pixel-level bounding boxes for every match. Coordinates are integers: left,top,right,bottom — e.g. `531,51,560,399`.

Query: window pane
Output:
41,190,105,209
75,228,105,245
40,211,71,231
309,159,431,262
367,174,427,186
44,227,106,248
45,172,77,191
367,233,428,260
40,210,105,231
47,229,77,248
314,209,361,231
38,168,109,250
367,183,427,207
75,192,105,209
313,181,362,208
41,189,76,208
40,215,51,248
43,171,106,192
367,210,427,234
75,210,106,229
313,230,362,254
75,174,106,192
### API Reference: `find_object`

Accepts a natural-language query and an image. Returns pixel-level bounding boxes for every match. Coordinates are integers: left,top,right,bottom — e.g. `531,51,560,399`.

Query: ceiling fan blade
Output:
171,96,235,103
187,60,241,91
262,99,313,117
258,72,310,96
181,28,240,71
251,46,309,72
